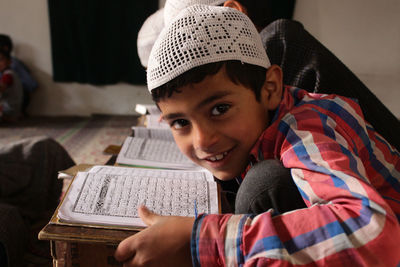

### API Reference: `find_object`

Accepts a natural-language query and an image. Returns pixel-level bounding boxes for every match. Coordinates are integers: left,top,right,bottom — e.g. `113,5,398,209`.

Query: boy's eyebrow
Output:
197,91,231,109
162,112,185,121
162,91,232,121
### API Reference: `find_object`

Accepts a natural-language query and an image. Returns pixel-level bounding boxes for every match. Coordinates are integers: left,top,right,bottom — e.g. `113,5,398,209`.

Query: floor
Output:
0,114,138,164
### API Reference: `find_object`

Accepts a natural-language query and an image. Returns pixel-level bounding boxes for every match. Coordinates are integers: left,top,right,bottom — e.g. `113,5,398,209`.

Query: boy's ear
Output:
262,64,283,110
223,1,248,15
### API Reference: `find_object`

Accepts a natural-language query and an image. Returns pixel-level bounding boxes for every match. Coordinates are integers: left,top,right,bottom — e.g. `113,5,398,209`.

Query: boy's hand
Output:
114,206,195,267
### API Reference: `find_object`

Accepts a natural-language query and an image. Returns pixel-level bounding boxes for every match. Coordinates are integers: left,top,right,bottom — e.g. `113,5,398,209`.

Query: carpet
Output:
0,114,138,165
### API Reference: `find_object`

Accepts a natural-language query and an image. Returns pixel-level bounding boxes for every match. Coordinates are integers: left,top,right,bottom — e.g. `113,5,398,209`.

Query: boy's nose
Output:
192,123,219,152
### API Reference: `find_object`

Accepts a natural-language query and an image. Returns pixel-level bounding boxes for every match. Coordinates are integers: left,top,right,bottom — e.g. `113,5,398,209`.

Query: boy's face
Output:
158,66,281,181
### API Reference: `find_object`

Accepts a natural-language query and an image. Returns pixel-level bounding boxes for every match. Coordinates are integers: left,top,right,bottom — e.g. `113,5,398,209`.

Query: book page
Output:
58,168,218,228
116,136,198,169
132,126,173,141
146,114,169,129
88,165,214,182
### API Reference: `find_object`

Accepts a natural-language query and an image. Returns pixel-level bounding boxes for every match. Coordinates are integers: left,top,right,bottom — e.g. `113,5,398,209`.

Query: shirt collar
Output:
241,86,297,178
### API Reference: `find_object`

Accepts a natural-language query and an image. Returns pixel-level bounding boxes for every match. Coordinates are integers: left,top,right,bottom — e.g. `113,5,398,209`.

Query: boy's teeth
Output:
208,151,228,161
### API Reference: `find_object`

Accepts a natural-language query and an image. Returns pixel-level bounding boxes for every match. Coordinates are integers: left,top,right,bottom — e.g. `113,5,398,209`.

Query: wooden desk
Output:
39,157,139,267
39,217,139,266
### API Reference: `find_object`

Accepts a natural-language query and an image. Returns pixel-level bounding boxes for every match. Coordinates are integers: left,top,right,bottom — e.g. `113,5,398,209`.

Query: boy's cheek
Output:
174,138,195,161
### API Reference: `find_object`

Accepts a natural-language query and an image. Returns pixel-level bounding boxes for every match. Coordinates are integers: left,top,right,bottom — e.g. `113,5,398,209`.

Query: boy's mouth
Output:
205,151,228,162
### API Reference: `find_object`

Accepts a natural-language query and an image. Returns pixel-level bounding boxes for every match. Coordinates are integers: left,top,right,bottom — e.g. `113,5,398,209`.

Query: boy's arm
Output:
11,57,38,92
114,206,194,267
192,106,400,266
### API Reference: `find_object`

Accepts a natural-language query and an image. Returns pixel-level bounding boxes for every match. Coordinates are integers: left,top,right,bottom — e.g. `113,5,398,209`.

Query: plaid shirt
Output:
191,87,400,266
262,19,400,151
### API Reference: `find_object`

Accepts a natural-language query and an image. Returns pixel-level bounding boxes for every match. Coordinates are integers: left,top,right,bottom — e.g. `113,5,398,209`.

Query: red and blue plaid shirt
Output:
191,87,400,266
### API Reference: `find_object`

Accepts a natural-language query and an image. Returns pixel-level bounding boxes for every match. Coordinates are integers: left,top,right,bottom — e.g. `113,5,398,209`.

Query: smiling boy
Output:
157,64,274,180
137,0,400,152
115,5,400,266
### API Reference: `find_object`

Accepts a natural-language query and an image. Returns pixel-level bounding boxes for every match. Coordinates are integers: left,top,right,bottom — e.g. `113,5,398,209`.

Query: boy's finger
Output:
114,235,136,262
138,205,161,226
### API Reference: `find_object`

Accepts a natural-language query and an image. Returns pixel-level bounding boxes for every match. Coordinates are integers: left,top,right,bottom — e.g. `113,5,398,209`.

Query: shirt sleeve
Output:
11,57,38,92
191,102,400,266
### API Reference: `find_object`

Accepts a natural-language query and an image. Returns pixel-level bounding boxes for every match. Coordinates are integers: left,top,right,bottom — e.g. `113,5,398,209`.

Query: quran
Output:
116,127,199,170
57,165,219,228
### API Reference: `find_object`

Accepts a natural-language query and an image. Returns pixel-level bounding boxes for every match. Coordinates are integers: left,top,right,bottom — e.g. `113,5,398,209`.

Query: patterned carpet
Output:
0,114,138,165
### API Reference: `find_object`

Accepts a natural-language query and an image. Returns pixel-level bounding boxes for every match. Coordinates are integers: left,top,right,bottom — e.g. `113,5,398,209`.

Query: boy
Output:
0,49,23,121
115,5,400,266
137,0,400,152
226,0,400,152
0,34,38,116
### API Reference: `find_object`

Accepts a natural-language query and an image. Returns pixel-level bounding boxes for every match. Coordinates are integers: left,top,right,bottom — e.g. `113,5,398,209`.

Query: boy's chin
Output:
198,162,245,181
212,171,240,182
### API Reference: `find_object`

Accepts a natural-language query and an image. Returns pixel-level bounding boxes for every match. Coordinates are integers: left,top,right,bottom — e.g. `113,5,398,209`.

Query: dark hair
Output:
238,0,296,29
0,34,13,52
151,60,267,103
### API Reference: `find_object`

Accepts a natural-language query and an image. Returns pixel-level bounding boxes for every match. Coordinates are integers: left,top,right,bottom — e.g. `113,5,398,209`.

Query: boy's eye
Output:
170,119,189,129
211,104,230,116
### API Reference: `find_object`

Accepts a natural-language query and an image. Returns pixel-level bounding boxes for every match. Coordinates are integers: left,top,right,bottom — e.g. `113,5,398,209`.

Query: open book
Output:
57,165,219,228
116,127,199,170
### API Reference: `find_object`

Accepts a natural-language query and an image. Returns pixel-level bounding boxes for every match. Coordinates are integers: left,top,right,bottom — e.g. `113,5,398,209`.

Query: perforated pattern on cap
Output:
137,8,165,67
164,0,226,26
147,5,270,91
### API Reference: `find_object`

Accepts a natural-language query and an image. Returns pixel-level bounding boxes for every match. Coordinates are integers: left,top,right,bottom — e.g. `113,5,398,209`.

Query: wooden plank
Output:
39,223,138,245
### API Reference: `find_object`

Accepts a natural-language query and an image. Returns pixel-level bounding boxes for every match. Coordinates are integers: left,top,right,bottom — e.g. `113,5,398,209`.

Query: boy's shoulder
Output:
286,86,362,115
275,86,366,131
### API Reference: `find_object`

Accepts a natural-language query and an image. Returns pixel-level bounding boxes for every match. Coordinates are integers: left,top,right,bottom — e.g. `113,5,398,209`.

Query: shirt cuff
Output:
191,213,205,266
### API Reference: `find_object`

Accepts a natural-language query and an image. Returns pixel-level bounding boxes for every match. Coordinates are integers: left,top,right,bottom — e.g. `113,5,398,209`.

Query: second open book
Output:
57,165,219,228
116,126,200,170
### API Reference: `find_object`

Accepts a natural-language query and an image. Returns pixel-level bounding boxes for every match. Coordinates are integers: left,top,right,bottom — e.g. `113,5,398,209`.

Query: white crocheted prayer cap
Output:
164,0,226,26
147,5,270,91
137,8,165,67
137,0,226,67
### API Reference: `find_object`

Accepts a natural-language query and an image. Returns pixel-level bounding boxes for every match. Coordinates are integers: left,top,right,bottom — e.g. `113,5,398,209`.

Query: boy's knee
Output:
235,160,306,214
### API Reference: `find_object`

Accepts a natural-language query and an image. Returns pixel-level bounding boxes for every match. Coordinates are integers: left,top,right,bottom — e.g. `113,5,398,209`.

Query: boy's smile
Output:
158,66,277,180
